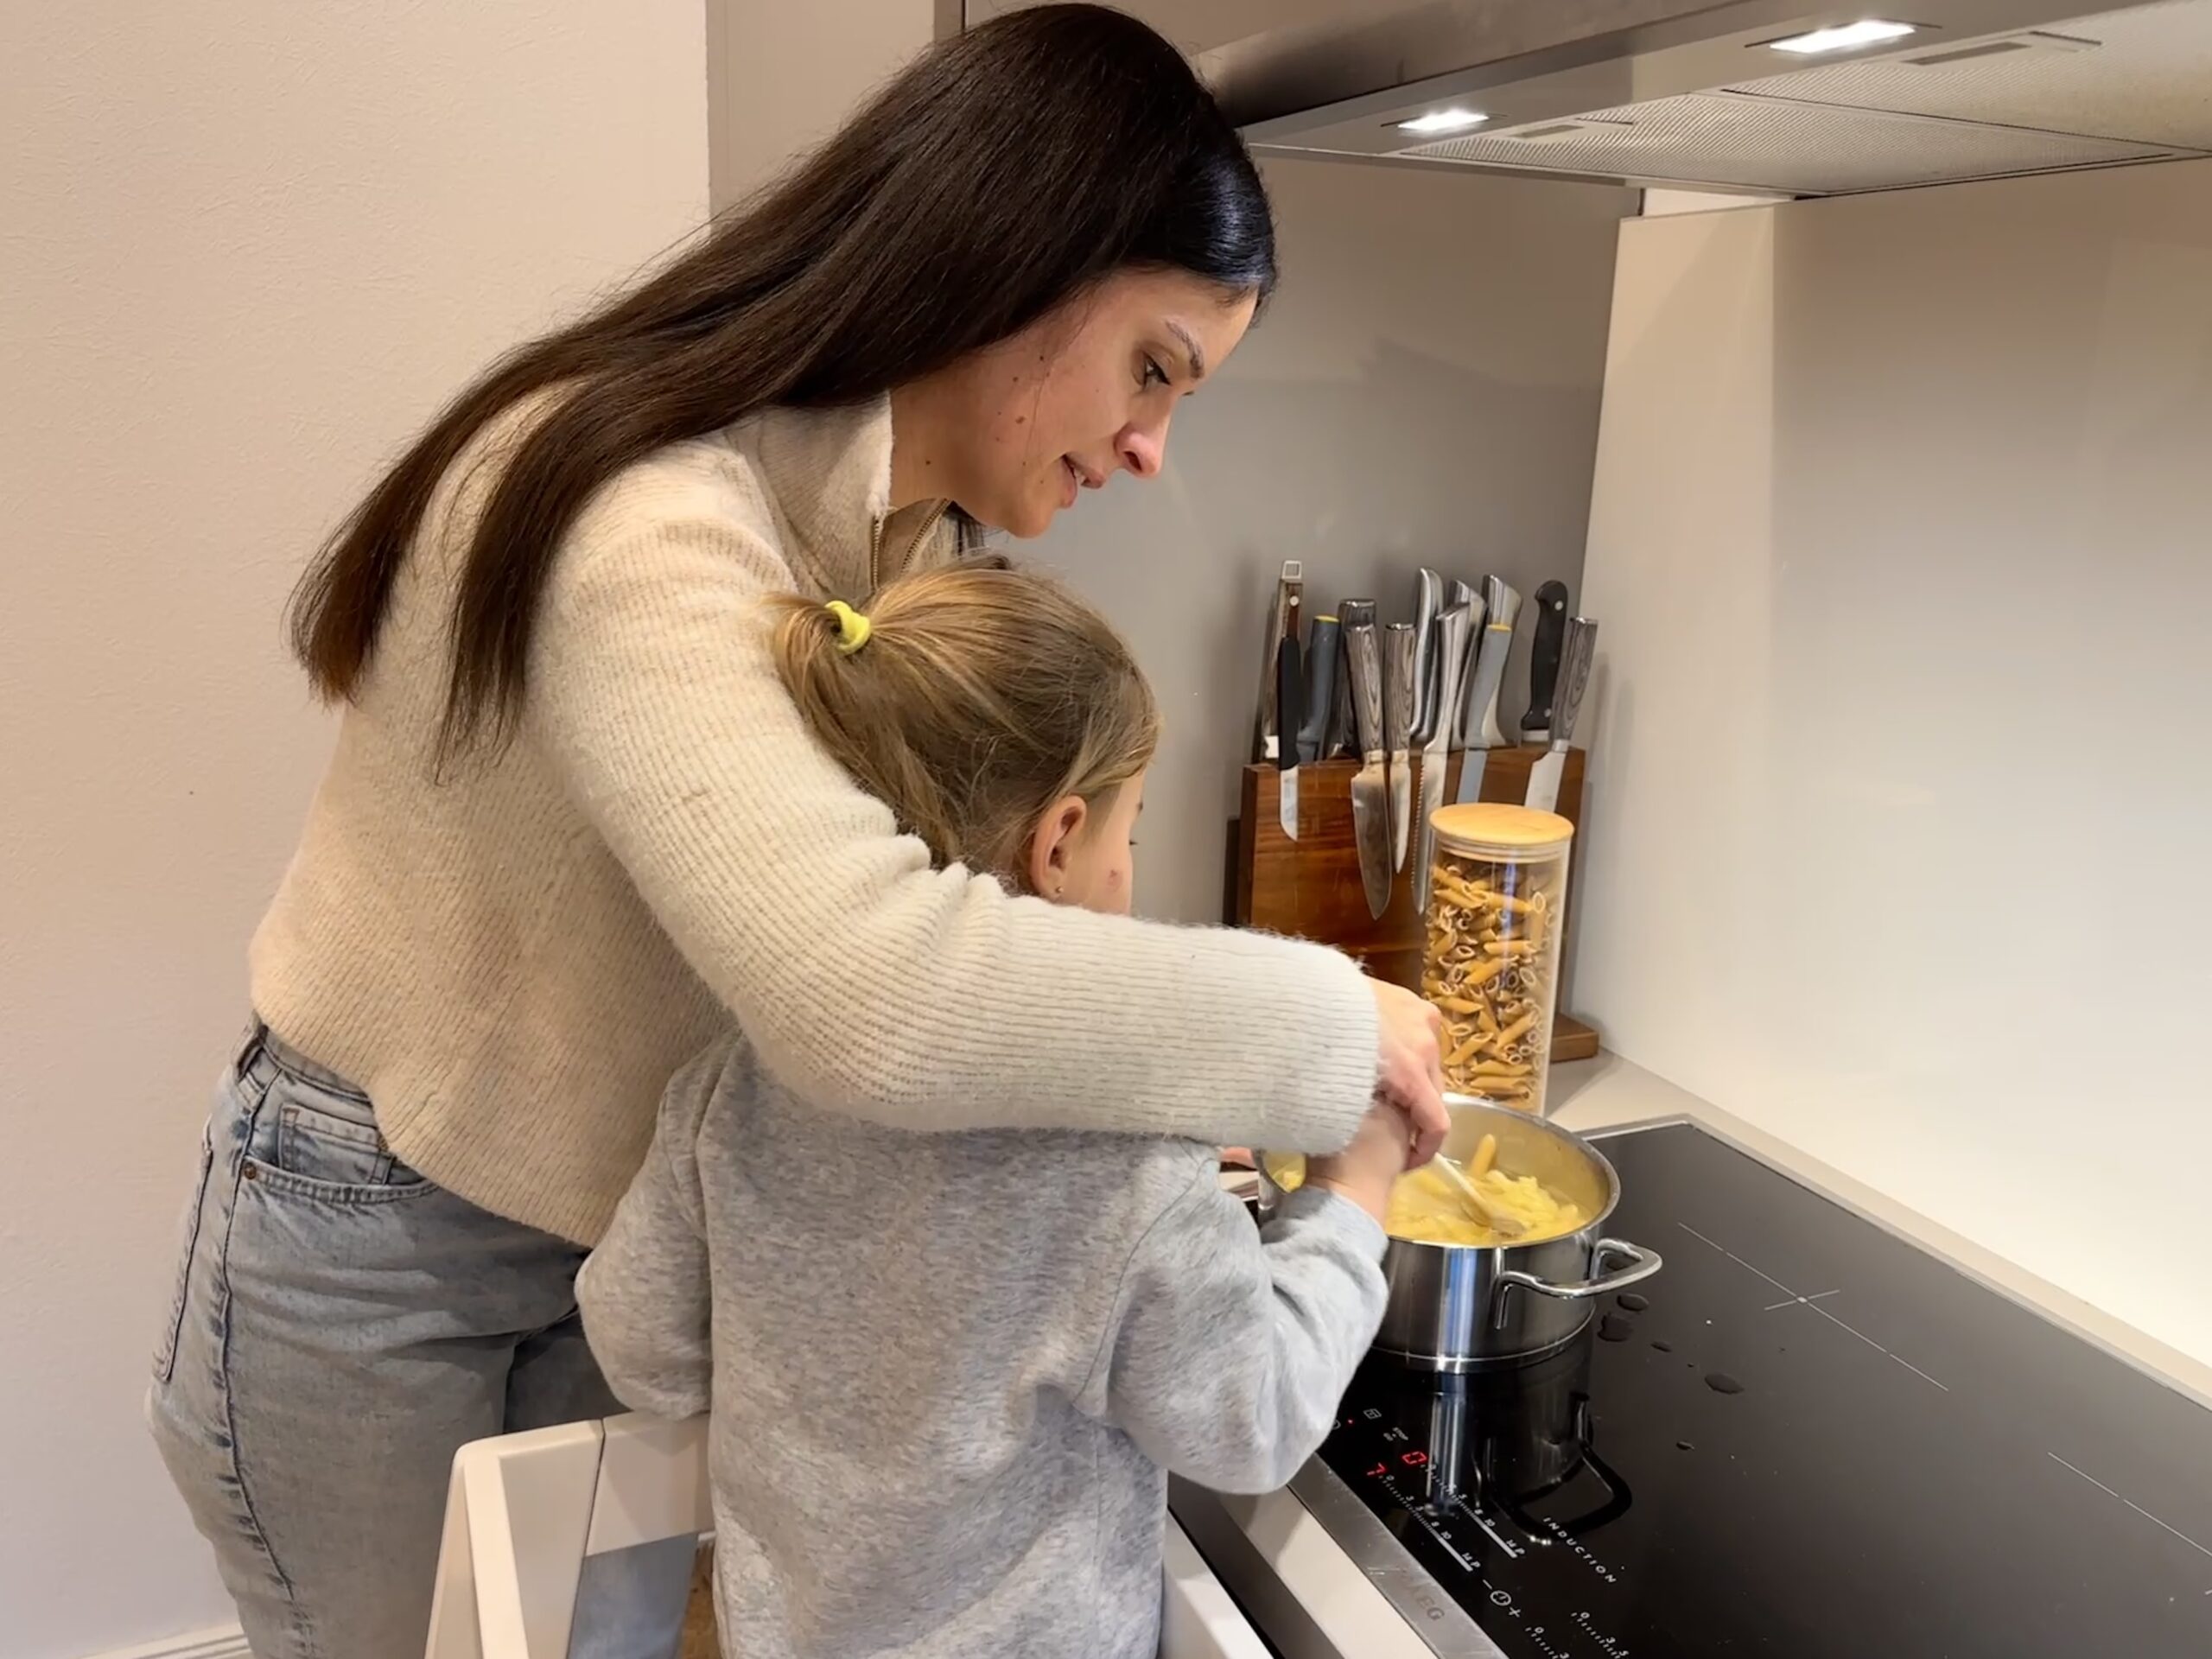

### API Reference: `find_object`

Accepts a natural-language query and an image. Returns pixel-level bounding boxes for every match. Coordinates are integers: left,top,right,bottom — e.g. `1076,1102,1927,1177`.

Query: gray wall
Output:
964,0,1351,52
1027,156,1630,921
708,0,936,211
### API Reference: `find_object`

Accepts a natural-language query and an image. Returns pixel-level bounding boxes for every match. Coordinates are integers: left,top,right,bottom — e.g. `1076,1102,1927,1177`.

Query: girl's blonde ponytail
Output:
767,561,1158,887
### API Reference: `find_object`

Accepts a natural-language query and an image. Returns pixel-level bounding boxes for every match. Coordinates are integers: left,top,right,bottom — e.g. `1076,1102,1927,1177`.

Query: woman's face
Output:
893,269,1260,537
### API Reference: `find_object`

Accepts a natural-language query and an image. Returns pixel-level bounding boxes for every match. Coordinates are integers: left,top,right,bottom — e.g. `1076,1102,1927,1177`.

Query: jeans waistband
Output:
238,1018,372,1103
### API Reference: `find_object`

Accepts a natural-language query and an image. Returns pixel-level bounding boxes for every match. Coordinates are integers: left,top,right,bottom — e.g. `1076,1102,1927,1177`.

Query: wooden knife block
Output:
1227,747,1599,1064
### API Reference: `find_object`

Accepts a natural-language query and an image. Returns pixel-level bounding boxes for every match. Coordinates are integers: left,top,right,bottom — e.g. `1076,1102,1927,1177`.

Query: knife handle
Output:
1411,569,1443,743
1427,605,1475,755
1297,616,1338,764
1344,621,1384,756
1382,622,1417,756
1334,600,1378,756
1274,636,1304,771
1521,580,1570,740
1482,575,1522,639
1254,563,1302,760
1552,617,1599,748
1469,578,1522,747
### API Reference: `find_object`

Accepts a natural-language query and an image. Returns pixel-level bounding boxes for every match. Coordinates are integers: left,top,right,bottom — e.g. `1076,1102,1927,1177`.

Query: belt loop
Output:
233,1018,270,1078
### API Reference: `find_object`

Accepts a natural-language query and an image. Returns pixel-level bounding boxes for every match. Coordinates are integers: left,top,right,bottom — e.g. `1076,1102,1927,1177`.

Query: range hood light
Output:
1205,0,2202,198
1766,19,1918,54
1394,107,1490,135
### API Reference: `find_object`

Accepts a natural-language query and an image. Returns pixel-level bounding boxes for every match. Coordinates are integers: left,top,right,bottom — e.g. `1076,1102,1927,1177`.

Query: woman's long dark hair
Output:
290,3,1275,760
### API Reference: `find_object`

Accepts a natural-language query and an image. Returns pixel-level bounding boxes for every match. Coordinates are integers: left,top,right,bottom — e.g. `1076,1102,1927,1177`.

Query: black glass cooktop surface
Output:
1314,1123,2212,1657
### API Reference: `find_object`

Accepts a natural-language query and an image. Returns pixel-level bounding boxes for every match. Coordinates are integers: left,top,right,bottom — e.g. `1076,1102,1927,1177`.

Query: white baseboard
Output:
80,1626,251,1659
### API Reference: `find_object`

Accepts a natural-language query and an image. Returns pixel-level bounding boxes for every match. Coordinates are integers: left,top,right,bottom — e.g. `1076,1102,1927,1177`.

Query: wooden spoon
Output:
1432,1151,1525,1239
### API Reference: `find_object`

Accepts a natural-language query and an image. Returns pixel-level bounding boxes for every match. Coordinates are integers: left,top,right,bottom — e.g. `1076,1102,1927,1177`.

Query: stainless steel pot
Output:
1371,1329,1632,1534
1261,1097,1662,1371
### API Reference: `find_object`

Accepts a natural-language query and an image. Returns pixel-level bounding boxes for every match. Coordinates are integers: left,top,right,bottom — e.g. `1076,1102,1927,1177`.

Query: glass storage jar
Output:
1423,803,1575,1116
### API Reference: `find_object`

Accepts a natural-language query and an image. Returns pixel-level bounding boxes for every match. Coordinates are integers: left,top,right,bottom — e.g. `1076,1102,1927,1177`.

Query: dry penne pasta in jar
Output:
1421,804,1574,1116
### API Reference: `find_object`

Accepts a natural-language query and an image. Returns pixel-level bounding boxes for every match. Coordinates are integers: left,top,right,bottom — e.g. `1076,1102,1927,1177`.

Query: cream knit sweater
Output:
251,395,1378,1243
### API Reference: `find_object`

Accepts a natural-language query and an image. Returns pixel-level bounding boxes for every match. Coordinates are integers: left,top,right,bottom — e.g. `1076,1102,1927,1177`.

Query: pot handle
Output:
1491,1238,1663,1329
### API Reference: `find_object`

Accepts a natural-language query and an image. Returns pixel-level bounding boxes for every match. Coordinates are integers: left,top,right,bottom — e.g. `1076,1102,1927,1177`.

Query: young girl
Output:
579,561,1411,1658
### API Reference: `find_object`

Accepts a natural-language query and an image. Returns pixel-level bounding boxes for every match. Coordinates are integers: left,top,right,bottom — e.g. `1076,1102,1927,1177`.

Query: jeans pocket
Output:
250,1077,435,1203
152,1129,215,1385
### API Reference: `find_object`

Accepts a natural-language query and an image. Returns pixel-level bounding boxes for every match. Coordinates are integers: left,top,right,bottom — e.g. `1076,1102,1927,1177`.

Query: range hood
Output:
1189,0,2212,196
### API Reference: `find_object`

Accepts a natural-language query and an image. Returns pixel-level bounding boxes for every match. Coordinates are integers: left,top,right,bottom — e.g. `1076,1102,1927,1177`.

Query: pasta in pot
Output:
1382,1160,1584,1247
1267,1143,1585,1248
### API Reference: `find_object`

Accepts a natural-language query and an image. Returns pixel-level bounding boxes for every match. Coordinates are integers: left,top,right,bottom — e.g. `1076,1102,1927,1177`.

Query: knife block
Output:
1227,747,1599,1063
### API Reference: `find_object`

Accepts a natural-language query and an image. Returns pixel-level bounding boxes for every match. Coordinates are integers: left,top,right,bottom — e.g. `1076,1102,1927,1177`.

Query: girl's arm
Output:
1082,1154,1389,1494
576,1048,724,1421
532,483,1396,1156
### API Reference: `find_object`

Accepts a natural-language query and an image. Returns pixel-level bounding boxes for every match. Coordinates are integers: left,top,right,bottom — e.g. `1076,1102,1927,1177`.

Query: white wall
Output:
1029,157,1631,924
0,5,708,1654
1578,159,2212,1363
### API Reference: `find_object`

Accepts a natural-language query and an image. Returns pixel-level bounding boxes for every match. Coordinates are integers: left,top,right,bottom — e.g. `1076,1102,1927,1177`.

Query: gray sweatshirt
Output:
578,1036,1389,1659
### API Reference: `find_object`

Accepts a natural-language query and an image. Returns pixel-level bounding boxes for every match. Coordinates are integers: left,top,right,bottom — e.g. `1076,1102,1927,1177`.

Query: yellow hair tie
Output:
825,600,872,656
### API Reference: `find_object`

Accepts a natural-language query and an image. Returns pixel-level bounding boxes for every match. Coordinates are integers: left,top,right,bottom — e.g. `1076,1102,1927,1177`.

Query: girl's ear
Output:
1025,794,1091,900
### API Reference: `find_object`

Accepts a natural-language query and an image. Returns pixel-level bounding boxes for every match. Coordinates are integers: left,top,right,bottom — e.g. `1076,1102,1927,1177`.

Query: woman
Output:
149,9,1446,1657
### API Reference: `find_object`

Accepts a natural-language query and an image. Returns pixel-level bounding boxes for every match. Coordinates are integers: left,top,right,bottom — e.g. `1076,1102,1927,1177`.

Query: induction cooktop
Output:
1202,1122,2212,1658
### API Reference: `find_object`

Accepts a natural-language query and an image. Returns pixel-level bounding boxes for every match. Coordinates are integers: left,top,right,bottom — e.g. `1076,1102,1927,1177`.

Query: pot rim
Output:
1262,1094,1624,1255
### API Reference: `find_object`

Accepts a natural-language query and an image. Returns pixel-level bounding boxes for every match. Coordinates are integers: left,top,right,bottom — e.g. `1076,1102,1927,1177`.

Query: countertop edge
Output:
1547,1052,2212,1413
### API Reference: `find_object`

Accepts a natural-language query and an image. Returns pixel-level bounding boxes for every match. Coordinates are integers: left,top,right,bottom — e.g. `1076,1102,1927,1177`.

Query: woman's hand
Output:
1370,980,1447,1166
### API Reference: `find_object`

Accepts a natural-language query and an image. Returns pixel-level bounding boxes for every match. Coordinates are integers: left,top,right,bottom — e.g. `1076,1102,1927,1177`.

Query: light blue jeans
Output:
148,1023,696,1659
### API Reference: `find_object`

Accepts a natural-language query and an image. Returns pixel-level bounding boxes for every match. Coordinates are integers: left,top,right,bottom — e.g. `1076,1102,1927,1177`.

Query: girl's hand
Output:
1310,1100,1415,1224
1370,980,1447,1166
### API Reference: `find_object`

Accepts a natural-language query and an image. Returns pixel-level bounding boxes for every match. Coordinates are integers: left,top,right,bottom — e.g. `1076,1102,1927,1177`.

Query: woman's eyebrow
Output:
1166,320,1205,381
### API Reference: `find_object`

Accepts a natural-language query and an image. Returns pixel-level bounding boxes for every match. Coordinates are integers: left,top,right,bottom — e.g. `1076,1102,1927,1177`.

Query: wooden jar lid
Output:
1430,802,1574,860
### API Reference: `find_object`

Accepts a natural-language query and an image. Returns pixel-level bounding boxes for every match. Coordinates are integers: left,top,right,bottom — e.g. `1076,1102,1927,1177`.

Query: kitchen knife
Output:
1382,621,1417,872
1251,561,1303,763
1295,614,1338,765
1410,568,1444,745
1414,601,1476,911
1274,631,1304,840
1453,577,1522,804
1326,598,1376,757
1526,616,1597,815
1344,620,1392,919
1519,580,1572,743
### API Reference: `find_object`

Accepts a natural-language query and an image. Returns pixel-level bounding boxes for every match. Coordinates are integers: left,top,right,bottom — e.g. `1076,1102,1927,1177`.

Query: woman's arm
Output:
1083,1159,1388,1494
531,483,1427,1155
